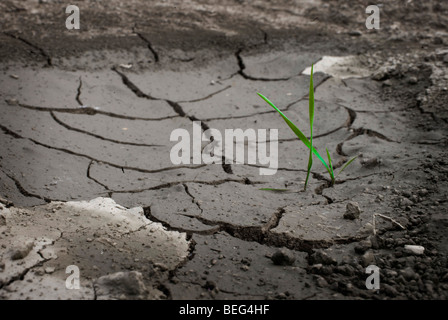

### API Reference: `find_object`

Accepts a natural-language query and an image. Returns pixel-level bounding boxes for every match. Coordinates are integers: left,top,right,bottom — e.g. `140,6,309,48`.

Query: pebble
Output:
271,248,295,266
400,267,418,281
383,283,399,297
369,235,381,249
382,79,392,87
240,265,249,271
314,275,329,288
355,239,372,254
310,250,337,266
344,201,361,220
384,269,398,277
276,292,287,299
402,191,412,198
400,197,413,208
404,245,425,255
372,66,393,81
408,76,418,84
335,264,355,276
45,267,55,274
348,30,362,36
5,98,18,105
361,251,375,267
203,280,218,291
10,240,34,260
358,222,374,236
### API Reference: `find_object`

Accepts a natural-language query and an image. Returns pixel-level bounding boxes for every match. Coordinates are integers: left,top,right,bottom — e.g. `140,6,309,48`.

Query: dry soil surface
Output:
0,0,448,300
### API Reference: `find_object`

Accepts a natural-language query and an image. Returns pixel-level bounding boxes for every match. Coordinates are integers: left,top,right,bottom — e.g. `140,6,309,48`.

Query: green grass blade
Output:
326,148,334,179
335,156,358,178
304,154,312,190
304,65,315,190
309,65,315,130
257,92,330,173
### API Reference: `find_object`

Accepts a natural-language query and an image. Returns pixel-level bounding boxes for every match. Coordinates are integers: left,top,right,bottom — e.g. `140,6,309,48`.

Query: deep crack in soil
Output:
1,0,447,301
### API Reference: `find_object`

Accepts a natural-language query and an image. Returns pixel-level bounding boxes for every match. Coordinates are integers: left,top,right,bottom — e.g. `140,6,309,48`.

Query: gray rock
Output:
310,263,323,273
240,257,251,266
408,76,418,84
402,191,412,198
44,267,55,274
384,269,398,277
10,240,35,260
335,264,355,276
203,280,218,292
0,214,5,226
271,248,295,266
383,283,399,297
310,250,337,266
372,66,394,81
369,235,381,249
400,267,418,281
404,245,425,255
400,197,413,207
94,271,149,300
344,201,361,220
314,275,329,288
361,158,382,168
0,197,13,207
355,239,372,254
275,292,287,300
349,30,362,36
361,250,375,267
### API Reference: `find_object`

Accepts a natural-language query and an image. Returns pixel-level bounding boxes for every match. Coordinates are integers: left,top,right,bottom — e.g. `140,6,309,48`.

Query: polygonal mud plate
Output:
271,202,372,243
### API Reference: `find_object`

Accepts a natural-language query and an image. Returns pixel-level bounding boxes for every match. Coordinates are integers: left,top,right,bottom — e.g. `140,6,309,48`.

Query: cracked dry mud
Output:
1,0,448,300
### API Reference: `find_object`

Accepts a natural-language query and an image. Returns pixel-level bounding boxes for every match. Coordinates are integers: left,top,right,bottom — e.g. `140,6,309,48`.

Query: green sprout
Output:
257,65,357,190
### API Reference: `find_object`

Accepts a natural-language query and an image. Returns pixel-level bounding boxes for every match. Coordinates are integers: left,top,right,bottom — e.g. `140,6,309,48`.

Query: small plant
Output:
257,65,357,190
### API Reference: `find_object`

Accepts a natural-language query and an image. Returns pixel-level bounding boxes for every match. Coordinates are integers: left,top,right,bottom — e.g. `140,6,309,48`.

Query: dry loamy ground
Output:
0,0,447,300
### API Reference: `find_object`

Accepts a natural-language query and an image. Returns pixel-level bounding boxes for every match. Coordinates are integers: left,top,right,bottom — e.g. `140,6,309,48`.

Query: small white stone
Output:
404,245,425,255
45,267,55,274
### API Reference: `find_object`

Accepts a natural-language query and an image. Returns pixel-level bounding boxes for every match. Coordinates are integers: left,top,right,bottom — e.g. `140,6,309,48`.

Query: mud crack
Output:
0,123,205,174
234,49,291,81
133,27,159,63
4,32,52,67
8,101,178,121
179,206,366,253
86,161,112,197
50,112,164,148
0,167,52,203
76,77,83,106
